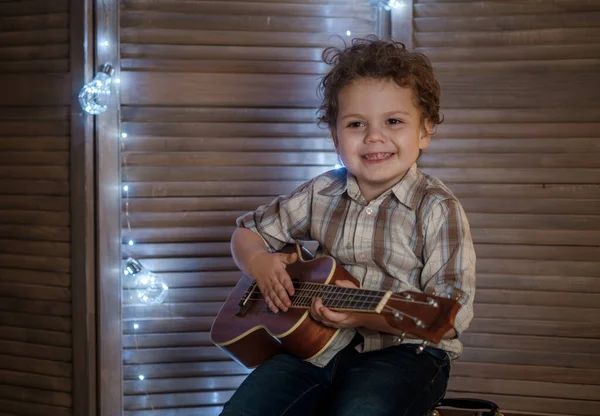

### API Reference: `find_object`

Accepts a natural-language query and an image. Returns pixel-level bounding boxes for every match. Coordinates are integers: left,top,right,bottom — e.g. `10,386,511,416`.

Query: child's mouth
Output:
362,152,394,162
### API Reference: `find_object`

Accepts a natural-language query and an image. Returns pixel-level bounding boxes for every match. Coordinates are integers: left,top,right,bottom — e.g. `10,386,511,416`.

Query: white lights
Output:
123,185,129,192
133,323,139,330
335,164,343,169
122,258,169,305
128,240,134,246
346,30,352,36
138,375,145,381
78,63,114,115
121,132,128,138
100,40,109,47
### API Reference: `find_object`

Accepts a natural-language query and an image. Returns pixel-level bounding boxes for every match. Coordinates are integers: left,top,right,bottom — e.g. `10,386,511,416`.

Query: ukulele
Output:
210,244,460,369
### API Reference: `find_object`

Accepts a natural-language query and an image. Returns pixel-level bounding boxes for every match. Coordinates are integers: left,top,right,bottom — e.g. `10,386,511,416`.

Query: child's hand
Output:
310,280,362,329
248,251,298,313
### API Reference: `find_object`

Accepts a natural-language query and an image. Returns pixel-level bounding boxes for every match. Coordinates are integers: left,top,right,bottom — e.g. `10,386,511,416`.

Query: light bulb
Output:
123,185,129,192
138,375,145,380
121,132,128,138
346,30,352,36
133,323,139,329
128,240,134,246
122,257,169,305
135,271,169,305
78,63,114,115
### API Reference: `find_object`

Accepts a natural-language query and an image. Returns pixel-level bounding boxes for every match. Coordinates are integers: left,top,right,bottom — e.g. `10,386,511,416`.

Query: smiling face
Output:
332,77,432,202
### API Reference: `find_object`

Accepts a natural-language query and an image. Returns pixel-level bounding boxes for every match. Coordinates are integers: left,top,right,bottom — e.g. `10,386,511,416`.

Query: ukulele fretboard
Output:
290,282,385,312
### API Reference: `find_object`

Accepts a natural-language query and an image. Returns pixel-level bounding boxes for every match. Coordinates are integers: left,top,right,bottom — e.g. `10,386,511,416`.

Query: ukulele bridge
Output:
236,281,258,317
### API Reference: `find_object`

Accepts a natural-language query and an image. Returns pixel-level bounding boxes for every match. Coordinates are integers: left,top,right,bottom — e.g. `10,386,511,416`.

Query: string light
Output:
110,56,160,413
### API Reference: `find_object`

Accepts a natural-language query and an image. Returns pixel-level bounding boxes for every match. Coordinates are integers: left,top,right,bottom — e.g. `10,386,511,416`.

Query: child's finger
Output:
320,306,349,323
310,297,325,322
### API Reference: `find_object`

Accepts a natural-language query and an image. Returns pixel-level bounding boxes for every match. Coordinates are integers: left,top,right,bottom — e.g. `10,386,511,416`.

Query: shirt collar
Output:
318,163,427,210
391,163,428,210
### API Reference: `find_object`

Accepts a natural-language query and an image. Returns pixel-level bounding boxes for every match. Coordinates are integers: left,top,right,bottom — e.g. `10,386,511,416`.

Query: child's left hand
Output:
310,280,363,329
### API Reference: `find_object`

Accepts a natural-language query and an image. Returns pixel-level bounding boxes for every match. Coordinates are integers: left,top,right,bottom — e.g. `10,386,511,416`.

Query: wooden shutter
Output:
411,1,600,415
0,0,74,414
119,1,380,414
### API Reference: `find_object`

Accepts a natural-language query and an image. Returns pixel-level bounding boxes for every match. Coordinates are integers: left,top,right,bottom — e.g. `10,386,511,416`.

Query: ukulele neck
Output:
290,282,390,313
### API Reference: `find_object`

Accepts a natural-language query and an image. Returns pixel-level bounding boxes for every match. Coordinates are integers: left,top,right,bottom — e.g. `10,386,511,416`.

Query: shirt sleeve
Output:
235,180,313,251
420,198,476,336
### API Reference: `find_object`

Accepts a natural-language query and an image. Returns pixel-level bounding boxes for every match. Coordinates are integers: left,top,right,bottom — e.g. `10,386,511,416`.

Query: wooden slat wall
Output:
119,1,380,414
410,1,600,415
0,0,73,415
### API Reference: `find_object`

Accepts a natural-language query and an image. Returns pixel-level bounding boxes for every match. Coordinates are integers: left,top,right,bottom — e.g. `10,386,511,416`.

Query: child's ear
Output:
419,120,433,150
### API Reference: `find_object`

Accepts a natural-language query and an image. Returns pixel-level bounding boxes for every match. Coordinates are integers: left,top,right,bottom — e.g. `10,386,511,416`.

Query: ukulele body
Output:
210,254,359,369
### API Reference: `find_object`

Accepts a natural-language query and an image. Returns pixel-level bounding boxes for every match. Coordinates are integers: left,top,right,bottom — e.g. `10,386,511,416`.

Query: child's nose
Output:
364,127,386,143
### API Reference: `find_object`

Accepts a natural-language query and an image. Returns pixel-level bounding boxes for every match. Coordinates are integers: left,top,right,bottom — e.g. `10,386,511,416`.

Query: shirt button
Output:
366,208,373,215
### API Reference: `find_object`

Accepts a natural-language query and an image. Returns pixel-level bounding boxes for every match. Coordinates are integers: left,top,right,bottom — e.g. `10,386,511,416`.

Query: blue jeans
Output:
220,335,450,416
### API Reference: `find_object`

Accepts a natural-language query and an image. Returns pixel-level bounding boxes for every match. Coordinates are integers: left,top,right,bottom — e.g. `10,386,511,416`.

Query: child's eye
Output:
347,121,364,128
387,118,403,125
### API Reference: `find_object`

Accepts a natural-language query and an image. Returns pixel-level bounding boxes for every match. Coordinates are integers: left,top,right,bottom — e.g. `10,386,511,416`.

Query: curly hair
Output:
317,36,443,132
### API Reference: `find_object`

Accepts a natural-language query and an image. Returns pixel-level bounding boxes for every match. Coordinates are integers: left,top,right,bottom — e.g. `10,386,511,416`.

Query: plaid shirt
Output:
237,163,476,366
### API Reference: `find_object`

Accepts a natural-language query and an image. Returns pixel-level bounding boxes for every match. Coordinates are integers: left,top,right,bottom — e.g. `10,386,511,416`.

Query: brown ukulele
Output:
210,245,460,369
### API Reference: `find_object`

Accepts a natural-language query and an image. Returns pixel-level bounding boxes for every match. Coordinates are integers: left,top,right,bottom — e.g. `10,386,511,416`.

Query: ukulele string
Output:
241,289,438,307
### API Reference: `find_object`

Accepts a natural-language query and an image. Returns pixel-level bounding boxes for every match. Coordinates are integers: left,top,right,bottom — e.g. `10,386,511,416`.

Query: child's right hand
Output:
247,251,298,313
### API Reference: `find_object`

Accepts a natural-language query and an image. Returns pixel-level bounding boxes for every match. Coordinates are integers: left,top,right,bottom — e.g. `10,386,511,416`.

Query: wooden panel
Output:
96,0,122,414
413,1,600,414
119,1,379,413
0,74,70,105
0,1,75,414
122,72,322,106
0,369,71,392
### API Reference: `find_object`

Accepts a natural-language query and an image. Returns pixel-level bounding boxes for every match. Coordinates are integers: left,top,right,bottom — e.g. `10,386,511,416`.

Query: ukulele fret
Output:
290,283,386,313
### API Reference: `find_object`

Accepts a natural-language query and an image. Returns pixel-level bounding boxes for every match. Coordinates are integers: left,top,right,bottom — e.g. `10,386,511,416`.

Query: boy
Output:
220,36,476,416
